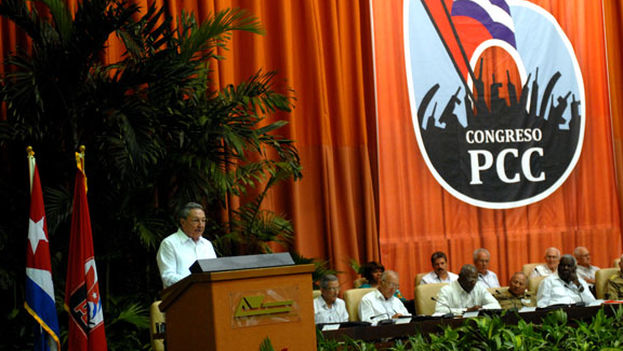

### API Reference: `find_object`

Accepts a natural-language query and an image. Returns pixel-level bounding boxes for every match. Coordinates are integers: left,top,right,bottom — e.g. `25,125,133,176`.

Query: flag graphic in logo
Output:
404,0,584,208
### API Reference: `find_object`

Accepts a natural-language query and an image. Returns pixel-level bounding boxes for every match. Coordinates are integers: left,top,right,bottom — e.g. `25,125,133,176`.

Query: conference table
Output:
320,303,623,343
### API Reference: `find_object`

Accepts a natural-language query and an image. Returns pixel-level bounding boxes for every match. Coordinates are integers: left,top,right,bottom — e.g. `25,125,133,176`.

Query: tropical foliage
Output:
317,306,623,350
0,0,300,349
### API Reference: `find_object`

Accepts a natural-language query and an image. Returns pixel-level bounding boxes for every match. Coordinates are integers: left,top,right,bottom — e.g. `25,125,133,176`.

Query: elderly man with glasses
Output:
359,270,409,322
574,246,599,289
530,247,561,279
314,274,349,324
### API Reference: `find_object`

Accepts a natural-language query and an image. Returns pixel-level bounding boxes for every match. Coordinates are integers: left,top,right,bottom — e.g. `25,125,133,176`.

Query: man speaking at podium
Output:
157,202,217,288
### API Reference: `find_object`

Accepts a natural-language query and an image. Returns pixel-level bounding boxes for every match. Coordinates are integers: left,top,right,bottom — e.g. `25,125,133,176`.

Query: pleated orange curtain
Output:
0,0,380,287
103,0,382,285
372,0,622,300
2,0,623,299
605,1,623,229
184,0,381,283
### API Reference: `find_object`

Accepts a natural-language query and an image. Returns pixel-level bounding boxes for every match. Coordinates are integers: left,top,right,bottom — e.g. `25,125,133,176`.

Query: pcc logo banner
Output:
404,0,585,209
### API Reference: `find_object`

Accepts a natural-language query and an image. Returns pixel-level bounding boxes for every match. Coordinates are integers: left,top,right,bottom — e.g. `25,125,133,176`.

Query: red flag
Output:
65,148,107,351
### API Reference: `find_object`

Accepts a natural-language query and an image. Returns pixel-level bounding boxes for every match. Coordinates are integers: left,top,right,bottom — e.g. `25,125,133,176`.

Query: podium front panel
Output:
162,264,316,350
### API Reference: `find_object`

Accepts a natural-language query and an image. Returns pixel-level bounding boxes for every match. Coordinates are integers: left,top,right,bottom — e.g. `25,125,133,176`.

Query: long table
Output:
321,303,622,343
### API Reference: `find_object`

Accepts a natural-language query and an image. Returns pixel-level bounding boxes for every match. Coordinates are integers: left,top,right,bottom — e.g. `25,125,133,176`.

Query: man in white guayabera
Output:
157,202,217,288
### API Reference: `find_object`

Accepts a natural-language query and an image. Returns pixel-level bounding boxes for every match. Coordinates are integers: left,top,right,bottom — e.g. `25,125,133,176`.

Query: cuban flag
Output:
65,148,107,351
25,148,61,351
421,0,517,83
451,0,516,48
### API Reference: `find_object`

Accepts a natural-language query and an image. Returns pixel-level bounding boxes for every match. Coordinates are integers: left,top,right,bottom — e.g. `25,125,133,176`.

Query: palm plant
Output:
0,0,300,349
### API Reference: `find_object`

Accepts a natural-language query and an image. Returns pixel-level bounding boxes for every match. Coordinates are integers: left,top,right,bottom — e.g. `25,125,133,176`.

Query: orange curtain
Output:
2,0,623,299
106,0,382,286
605,0,623,235
373,0,622,299
0,0,379,288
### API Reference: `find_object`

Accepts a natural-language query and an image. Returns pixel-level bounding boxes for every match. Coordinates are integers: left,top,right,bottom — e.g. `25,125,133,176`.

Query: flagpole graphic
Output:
25,146,61,351
65,146,107,351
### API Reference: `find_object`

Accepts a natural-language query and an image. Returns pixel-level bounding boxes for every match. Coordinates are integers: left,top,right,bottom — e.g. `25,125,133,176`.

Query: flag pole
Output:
27,146,35,192
75,145,87,191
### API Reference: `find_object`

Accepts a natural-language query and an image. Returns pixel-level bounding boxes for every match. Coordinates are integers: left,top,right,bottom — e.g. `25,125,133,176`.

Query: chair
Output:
313,290,321,299
150,301,165,351
343,288,376,321
414,282,447,315
413,272,426,287
522,263,542,278
595,268,620,299
614,258,621,268
528,275,547,295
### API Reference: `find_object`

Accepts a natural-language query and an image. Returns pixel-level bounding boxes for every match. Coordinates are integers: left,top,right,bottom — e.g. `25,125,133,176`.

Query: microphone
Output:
369,312,390,321
431,297,454,317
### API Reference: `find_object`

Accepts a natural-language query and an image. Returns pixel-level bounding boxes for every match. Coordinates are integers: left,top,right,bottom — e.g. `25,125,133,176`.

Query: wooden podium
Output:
160,263,316,350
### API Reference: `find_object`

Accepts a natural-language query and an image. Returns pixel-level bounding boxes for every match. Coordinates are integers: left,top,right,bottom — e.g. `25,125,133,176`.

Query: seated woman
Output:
359,261,406,301
358,261,384,288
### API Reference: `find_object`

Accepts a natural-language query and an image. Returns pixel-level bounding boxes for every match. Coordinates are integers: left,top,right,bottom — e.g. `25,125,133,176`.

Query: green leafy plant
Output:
317,306,623,351
0,0,300,349
259,337,275,351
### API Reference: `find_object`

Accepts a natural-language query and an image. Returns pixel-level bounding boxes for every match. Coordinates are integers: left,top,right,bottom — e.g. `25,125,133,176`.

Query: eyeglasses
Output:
322,287,340,292
383,281,399,289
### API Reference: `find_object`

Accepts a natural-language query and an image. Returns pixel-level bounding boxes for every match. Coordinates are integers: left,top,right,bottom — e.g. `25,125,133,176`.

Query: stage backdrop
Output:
372,0,622,299
1,0,623,300
0,0,381,285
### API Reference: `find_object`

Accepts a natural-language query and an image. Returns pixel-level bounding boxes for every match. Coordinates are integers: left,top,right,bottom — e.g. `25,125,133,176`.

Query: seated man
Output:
359,261,406,301
156,202,217,288
606,253,623,300
537,254,596,307
434,264,501,315
313,274,349,324
493,272,536,309
530,247,560,279
474,248,500,288
574,246,599,288
420,251,458,285
358,270,409,322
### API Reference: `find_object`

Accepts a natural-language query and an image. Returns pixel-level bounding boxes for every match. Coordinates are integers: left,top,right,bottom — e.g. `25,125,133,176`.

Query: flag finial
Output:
75,145,87,191
26,146,34,157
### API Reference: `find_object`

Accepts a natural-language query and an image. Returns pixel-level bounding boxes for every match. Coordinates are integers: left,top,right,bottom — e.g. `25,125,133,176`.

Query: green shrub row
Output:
316,306,623,351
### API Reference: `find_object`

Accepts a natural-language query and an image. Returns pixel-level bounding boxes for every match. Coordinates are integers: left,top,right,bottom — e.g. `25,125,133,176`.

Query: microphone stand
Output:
431,297,454,318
